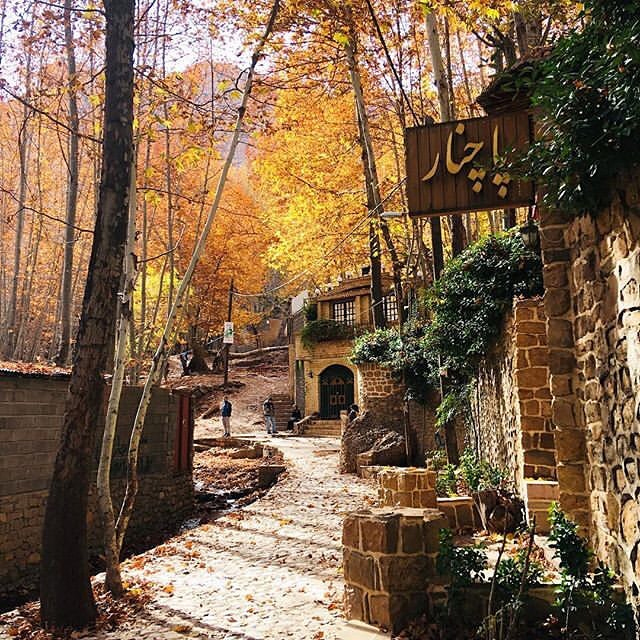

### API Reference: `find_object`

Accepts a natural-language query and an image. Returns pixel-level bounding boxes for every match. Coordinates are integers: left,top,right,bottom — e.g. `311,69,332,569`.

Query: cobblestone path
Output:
99,435,375,640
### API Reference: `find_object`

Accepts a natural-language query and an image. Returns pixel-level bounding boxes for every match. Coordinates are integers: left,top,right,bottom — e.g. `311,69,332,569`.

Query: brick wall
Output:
472,297,556,496
539,172,640,607
0,374,193,601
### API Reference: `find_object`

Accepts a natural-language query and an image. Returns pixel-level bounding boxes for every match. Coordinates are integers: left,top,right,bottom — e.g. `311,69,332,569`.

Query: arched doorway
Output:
319,365,354,419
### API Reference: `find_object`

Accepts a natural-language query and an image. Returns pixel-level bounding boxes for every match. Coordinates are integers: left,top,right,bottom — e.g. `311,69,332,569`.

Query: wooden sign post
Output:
405,111,534,217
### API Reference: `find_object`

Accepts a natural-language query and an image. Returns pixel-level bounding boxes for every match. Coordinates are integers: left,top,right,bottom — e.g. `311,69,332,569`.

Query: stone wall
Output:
539,173,640,606
377,467,437,509
0,374,193,602
472,297,556,496
356,362,460,465
342,508,447,633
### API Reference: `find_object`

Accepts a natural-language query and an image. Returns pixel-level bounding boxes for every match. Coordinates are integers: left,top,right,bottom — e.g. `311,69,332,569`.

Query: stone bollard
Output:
342,507,448,634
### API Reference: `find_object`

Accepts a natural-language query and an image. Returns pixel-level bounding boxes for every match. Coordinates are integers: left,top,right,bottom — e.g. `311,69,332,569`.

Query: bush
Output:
300,319,353,348
351,328,401,365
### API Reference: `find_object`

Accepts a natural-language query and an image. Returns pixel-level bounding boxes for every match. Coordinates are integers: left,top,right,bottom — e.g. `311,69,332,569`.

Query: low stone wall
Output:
472,297,556,496
436,497,482,533
0,373,193,602
376,467,437,509
342,508,447,633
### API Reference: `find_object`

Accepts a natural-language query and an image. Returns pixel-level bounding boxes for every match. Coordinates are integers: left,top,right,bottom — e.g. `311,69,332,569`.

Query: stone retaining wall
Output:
473,297,556,496
0,374,193,602
342,508,447,633
539,172,640,608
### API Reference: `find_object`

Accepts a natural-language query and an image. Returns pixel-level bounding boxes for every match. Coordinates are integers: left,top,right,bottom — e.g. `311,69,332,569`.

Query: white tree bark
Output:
97,157,137,597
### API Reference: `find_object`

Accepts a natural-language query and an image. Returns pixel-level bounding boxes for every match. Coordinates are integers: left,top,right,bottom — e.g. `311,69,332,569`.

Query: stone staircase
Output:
303,418,342,438
270,393,293,432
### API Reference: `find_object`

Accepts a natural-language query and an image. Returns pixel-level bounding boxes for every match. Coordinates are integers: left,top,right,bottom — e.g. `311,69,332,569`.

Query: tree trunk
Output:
115,0,280,551
40,0,135,628
344,31,404,324
97,157,137,598
55,0,80,365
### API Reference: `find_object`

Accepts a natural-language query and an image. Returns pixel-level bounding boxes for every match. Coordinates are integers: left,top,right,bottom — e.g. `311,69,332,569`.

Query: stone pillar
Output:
539,207,591,533
342,508,447,634
356,362,405,430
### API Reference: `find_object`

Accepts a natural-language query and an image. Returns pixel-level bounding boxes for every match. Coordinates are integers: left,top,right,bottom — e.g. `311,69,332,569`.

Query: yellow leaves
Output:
162,584,175,594
171,623,192,634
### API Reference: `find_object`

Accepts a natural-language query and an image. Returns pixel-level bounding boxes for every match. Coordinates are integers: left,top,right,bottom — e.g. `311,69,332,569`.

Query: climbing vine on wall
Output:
351,232,543,399
525,0,640,213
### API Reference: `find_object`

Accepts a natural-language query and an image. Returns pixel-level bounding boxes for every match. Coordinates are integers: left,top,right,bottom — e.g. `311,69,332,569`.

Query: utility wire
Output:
232,177,407,298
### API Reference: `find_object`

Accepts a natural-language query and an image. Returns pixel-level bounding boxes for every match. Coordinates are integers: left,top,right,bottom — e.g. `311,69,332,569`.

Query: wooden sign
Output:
405,112,534,217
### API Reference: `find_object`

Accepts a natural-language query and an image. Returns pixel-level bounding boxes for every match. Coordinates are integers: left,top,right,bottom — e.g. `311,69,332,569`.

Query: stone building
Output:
288,273,397,420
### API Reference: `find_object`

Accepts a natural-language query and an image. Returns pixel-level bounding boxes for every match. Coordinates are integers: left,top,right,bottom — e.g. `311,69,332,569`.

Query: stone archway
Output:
319,364,354,419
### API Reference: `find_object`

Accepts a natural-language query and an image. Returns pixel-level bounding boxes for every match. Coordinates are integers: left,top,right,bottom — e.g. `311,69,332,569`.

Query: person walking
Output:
220,395,232,437
263,395,276,435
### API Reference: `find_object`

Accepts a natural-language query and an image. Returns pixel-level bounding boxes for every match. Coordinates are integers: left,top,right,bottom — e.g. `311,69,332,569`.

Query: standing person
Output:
220,395,232,437
263,395,276,435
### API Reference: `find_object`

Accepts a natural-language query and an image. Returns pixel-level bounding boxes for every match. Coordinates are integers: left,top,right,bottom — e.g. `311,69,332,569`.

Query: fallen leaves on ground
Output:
0,579,153,640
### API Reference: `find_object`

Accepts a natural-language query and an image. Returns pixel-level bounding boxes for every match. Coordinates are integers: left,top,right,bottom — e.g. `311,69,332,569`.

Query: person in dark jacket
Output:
263,396,276,435
220,395,232,437
287,404,302,431
348,403,360,422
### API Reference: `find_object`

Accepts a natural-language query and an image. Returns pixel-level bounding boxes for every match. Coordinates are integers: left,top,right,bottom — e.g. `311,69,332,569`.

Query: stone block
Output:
360,513,400,554
344,584,366,622
538,432,556,450
401,522,424,554
378,555,428,591
543,263,568,288
344,549,377,591
545,289,571,315
552,400,578,427
516,333,538,347
547,320,574,348
516,367,549,389
525,480,559,501
549,350,576,375
554,429,586,461
343,515,360,549
521,416,546,432
524,450,556,468
423,513,448,552
528,348,549,367
394,492,412,508
557,464,587,494
416,490,437,508
398,472,417,492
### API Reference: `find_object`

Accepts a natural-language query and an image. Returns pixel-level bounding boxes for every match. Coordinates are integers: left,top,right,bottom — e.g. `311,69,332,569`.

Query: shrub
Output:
300,319,353,348
351,328,401,365
524,0,640,214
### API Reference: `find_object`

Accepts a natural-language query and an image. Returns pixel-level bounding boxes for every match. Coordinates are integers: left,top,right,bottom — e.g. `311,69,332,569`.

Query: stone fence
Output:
0,372,194,603
472,297,557,497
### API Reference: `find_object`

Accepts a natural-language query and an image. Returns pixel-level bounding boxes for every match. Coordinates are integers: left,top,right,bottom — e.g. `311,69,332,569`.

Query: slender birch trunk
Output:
115,0,281,548
97,158,137,598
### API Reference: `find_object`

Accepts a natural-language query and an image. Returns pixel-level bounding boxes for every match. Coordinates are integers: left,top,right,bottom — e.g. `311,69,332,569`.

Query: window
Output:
383,294,398,323
332,299,355,325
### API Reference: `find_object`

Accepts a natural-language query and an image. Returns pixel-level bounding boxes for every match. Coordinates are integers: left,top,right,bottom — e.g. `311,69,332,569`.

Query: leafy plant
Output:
437,528,487,588
458,448,506,494
351,328,401,365
547,502,635,639
523,0,640,214
436,463,457,497
304,302,318,322
300,319,353,348
351,232,542,416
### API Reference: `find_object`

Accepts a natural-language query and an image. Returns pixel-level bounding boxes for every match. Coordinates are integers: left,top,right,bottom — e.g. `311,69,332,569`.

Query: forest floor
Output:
0,349,380,640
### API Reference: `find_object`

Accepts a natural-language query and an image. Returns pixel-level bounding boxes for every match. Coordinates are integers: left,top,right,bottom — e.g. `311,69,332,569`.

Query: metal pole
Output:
223,277,234,387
